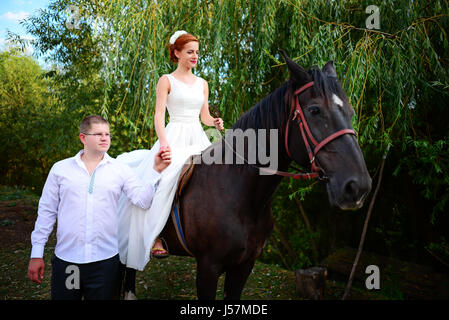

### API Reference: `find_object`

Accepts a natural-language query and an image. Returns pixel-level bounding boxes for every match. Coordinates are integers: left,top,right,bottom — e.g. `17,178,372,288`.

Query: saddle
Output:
170,155,199,257
175,155,198,198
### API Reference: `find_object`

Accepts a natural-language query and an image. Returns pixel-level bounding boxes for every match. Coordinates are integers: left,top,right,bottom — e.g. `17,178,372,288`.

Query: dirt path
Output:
0,199,38,249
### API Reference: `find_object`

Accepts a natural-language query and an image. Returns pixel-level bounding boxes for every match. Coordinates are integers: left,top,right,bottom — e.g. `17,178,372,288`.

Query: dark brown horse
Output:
120,52,372,300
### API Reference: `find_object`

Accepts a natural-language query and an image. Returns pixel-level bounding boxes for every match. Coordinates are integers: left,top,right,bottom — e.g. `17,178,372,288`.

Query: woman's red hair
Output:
169,33,199,63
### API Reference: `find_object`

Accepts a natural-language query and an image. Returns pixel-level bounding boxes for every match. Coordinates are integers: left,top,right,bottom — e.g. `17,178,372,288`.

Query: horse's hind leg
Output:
196,259,222,300
223,259,255,300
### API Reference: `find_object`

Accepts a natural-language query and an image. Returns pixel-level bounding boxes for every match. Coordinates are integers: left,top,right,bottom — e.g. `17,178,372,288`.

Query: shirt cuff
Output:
30,245,45,259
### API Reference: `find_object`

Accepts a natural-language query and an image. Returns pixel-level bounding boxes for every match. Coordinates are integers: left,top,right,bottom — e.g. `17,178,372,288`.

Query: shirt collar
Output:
75,150,113,168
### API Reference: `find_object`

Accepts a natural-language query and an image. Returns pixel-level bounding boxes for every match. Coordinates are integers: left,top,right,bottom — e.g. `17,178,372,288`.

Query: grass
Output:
0,185,386,300
134,256,299,300
0,234,303,300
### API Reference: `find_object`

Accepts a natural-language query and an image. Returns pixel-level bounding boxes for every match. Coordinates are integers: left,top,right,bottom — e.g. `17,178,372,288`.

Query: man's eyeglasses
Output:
82,133,112,139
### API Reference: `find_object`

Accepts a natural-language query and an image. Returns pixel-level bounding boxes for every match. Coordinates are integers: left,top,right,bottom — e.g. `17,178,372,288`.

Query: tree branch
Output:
342,145,390,300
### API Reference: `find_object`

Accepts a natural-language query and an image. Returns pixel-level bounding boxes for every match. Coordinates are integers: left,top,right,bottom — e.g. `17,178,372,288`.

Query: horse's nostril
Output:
344,180,359,201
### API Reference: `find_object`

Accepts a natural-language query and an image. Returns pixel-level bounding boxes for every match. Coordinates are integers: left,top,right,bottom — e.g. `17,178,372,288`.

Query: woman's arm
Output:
200,80,215,126
200,80,224,130
154,76,170,149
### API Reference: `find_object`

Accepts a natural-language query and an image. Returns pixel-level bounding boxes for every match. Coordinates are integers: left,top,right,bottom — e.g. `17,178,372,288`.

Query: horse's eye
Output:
307,106,320,115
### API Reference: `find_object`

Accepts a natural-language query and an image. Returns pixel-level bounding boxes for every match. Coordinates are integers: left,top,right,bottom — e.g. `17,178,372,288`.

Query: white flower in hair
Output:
169,30,188,45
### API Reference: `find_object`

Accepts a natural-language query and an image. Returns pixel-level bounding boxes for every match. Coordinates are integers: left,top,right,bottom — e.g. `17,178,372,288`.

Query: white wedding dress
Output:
116,74,211,270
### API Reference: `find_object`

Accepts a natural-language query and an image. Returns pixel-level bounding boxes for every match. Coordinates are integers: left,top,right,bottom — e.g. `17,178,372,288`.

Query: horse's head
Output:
281,51,372,210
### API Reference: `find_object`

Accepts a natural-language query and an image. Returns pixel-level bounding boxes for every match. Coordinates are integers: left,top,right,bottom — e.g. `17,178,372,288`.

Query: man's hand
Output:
154,146,171,173
28,258,45,284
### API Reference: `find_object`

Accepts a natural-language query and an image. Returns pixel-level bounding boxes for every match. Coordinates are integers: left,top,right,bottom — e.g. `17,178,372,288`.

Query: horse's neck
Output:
218,82,301,207
233,83,304,165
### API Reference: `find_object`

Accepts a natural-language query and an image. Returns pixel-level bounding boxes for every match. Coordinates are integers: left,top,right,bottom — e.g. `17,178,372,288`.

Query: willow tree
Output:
92,0,449,267
20,0,449,267
95,0,448,155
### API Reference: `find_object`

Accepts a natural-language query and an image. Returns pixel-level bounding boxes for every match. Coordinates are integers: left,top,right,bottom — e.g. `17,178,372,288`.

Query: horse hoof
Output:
124,291,137,300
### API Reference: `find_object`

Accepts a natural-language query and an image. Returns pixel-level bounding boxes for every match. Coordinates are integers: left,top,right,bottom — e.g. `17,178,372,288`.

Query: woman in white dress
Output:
116,31,224,272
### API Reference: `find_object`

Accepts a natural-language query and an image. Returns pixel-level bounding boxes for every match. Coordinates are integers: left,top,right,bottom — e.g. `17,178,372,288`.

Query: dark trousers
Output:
51,254,120,300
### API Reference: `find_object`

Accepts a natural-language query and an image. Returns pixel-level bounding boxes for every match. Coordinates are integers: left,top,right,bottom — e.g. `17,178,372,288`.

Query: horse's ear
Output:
280,49,310,84
322,61,337,78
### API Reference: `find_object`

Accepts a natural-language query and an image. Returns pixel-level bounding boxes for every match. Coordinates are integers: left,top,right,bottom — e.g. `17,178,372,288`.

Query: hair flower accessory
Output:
169,30,188,45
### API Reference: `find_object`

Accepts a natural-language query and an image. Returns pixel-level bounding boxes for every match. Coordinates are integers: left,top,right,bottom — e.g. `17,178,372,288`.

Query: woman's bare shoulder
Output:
157,75,171,92
159,74,171,83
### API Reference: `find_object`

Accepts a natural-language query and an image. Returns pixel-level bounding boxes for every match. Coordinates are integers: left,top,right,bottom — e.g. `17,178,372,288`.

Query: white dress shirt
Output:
30,150,161,264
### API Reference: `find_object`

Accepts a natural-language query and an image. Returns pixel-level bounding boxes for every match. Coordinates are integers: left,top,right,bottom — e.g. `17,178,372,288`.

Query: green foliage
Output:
397,137,449,224
0,49,69,188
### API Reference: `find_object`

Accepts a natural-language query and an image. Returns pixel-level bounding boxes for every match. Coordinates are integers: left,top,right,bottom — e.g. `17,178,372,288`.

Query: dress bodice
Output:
165,74,204,123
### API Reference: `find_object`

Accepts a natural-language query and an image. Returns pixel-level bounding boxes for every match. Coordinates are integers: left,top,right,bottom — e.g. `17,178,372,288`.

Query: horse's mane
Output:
232,83,290,131
231,66,347,131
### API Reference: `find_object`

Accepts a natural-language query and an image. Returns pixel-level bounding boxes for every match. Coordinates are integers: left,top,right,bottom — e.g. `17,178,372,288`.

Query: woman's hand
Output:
154,145,172,173
159,140,170,152
214,118,224,131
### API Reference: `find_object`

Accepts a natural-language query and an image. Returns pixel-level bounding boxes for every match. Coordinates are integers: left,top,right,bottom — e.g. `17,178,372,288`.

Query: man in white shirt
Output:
27,115,171,300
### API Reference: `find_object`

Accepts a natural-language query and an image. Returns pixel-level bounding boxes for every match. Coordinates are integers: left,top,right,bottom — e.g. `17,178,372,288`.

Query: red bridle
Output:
277,81,356,180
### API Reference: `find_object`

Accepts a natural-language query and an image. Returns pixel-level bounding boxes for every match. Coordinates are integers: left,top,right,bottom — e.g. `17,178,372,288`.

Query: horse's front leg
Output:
223,259,256,300
196,258,223,300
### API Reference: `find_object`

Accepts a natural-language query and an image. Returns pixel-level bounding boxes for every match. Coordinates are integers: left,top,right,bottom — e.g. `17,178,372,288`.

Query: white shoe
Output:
124,290,137,300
